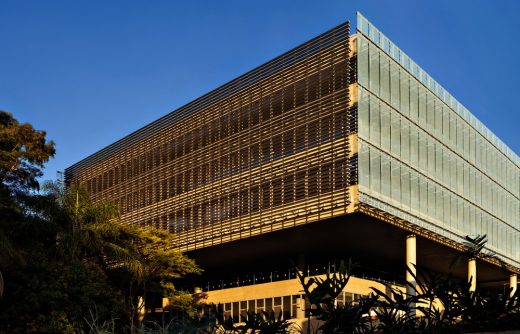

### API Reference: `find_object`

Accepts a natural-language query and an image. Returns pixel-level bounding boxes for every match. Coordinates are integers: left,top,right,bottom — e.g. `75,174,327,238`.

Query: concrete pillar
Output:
510,274,517,298
468,258,477,292
296,297,305,319
162,297,170,310
406,234,417,299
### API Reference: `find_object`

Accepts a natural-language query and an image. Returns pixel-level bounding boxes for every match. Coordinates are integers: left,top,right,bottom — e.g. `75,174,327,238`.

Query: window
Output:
358,37,369,87
369,98,381,146
380,105,391,152
390,62,400,109
426,93,434,132
380,56,390,103
369,44,380,94
390,111,400,157
391,158,401,202
370,148,381,194
409,79,419,122
358,91,369,139
401,121,410,164
359,144,370,188
418,86,427,128
381,154,391,199
401,166,410,209
400,73,410,117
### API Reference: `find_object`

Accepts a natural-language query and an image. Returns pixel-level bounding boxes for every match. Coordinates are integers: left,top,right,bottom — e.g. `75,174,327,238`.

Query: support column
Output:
296,297,305,319
406,235,417,299
510,274,517,298
162,297,170,310
468,258,477,292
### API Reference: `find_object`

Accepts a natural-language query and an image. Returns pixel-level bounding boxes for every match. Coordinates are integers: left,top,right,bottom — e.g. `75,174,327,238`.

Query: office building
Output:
65,13,519,321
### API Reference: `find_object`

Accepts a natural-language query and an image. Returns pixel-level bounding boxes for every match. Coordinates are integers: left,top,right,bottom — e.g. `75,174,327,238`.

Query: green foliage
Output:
0,111,55,299
317,296,375,334
0,181,201,333
450,234,505,271
237,310,300,334
0,111,200,332
369,265,520,333
292,260,520,334
296,260,354,315
0,229,126,333
0,110,55,191
48,183,202,330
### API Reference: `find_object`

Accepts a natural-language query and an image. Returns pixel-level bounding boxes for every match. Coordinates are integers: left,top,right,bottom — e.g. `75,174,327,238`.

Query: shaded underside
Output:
188,212,510,288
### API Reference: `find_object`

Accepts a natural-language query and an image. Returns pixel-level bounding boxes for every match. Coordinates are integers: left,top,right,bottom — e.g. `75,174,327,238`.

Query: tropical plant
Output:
449,234,505,291
296,260,354,314
295,259,378,334
0,111,201,332
238,310,301,334
317,295,375,334
157,310,219,334
369,264,520,334
47,182,202,330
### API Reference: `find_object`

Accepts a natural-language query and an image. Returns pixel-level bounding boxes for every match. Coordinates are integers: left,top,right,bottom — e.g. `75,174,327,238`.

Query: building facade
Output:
65,20,357,253
355,13,519,269
66,13,519,320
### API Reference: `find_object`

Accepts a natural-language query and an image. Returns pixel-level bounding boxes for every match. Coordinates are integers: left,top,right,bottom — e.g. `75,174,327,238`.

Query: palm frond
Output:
103,242,145,281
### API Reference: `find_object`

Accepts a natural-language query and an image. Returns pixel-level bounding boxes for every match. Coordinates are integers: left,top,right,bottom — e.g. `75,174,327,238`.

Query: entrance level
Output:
201,275,388,322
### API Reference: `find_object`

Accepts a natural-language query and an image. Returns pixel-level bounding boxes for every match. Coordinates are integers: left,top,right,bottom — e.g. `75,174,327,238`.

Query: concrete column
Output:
406,234,417,299
468,258,477,292
162,297,170,310
510,274,517,298
296,297,305,319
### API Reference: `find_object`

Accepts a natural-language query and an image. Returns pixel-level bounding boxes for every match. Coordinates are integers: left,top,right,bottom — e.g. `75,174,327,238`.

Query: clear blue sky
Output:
1,0,519,182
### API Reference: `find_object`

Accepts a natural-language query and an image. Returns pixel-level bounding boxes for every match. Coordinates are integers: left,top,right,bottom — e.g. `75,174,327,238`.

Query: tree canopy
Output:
0,111,55,192
0,111,200,333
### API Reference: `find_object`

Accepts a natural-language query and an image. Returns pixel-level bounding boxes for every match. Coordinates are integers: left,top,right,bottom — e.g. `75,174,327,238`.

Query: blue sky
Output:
1,0,519,182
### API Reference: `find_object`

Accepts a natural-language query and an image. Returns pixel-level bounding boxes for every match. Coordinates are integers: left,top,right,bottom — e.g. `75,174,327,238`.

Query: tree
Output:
0,112,200,332
449,234,504,292
0,110,55,298
52,183,201,330
0,111,55,192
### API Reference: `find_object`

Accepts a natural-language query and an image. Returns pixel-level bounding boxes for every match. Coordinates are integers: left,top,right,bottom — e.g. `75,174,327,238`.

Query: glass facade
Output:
356,13,520,268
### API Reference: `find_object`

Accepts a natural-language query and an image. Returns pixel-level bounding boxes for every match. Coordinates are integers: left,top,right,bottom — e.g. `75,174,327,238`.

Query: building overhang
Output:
188,212,513,287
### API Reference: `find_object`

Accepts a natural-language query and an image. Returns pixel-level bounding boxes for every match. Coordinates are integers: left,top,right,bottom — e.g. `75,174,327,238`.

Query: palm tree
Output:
450,234,503,292
43,182,145,278
44,181,200,329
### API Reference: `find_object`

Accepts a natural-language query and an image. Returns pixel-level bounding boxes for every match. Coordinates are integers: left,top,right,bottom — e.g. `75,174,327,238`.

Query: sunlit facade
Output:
66,12,519,314
65,21,357,252
356,13,519,269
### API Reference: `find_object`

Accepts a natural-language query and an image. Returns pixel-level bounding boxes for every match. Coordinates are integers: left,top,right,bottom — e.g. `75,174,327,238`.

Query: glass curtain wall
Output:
357,13,519,268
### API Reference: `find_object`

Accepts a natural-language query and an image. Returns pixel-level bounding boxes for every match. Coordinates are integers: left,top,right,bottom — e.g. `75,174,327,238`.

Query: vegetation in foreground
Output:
0,111,200,333
0,110,518,333
180,261,518,334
